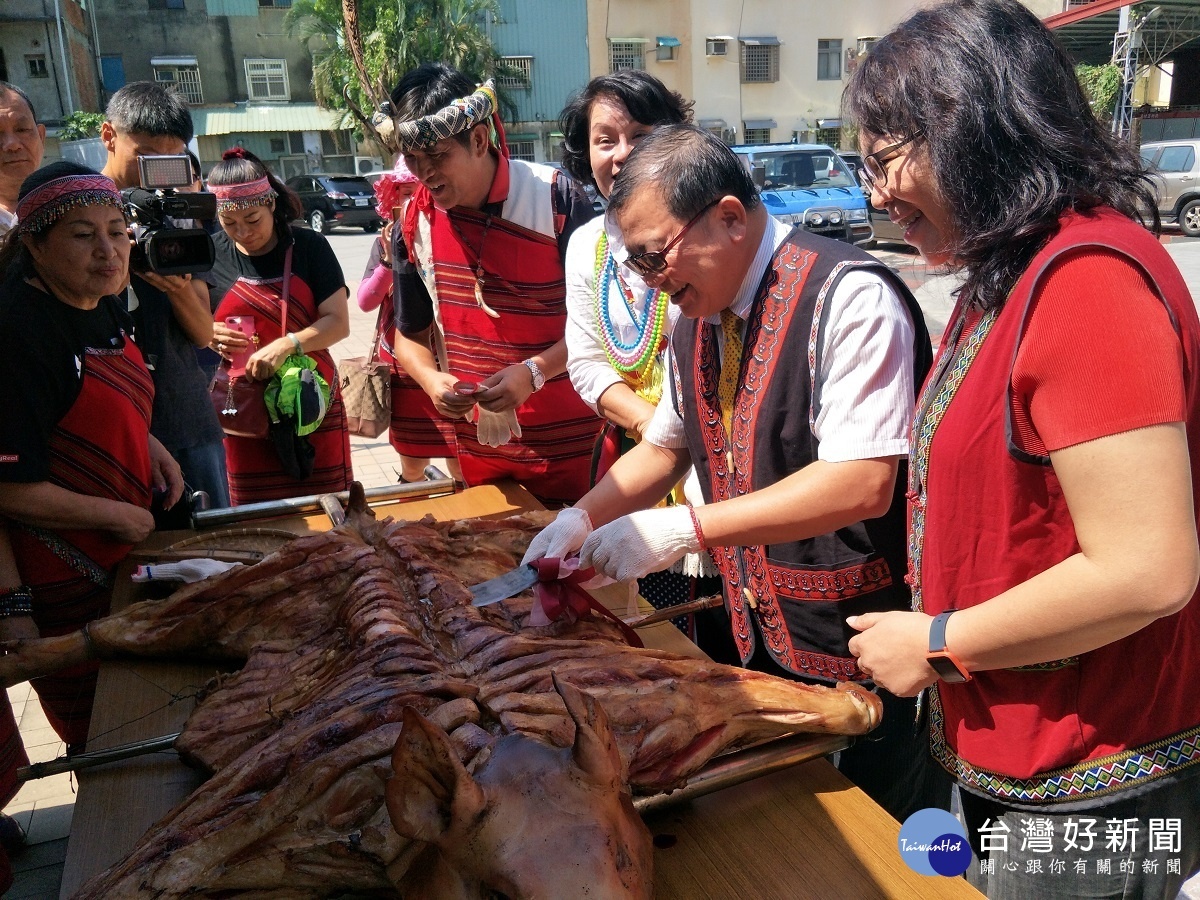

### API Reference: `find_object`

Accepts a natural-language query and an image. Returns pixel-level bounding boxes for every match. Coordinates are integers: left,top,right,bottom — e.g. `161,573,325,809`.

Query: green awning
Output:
657,36,681,48
190,104,346,136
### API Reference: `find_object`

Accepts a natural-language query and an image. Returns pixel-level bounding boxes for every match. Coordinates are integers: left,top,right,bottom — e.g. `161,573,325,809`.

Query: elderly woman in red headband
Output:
205,148,353,505
0,161,184,886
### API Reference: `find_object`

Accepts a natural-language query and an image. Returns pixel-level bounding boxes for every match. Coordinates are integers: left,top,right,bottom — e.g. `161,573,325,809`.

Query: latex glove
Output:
475,407,522,448
579,506,702,583
131,559,244,584
521,506,593,566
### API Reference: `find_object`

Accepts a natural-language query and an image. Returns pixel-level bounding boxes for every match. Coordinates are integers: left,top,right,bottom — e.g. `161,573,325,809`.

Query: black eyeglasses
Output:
860,133,924,190
623,199,719,277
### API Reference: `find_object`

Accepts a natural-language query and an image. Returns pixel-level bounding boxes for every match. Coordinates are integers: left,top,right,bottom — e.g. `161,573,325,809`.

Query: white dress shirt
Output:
643,216,916,464
564,214,683,411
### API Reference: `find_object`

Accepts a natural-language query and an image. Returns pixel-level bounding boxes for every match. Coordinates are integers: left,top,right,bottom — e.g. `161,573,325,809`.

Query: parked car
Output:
285,174,384,233
731,143,872,244
1141,139,1200,236
835,149,914,249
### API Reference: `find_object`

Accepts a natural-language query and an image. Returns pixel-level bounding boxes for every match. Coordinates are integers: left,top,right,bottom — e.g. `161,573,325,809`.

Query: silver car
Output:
1141,139,1200,236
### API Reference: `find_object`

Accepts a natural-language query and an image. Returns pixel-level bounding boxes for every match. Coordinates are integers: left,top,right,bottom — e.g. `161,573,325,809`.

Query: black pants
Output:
702,604,953,823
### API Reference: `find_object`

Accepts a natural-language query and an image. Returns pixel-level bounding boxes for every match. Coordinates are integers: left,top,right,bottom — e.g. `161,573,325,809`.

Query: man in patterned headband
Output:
100,81,229,509
390,62,600,506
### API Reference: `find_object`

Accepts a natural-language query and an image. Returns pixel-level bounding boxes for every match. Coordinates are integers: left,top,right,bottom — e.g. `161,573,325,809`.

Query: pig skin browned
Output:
27,507,884,899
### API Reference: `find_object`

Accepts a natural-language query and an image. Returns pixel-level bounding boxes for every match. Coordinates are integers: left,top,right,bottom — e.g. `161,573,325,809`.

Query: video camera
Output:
122,154,217,276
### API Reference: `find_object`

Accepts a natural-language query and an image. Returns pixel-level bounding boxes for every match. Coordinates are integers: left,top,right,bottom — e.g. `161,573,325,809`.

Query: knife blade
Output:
470,563,539,606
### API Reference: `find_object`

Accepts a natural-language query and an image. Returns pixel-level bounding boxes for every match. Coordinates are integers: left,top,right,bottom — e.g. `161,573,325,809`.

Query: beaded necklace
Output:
593,232,668,378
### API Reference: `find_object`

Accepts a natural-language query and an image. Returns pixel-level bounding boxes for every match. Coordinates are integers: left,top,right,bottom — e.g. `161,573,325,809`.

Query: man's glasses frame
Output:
623,198,720,278
860,133,924,190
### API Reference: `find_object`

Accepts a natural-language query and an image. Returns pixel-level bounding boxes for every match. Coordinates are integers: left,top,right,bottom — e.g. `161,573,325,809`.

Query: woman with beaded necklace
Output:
558,73,720,633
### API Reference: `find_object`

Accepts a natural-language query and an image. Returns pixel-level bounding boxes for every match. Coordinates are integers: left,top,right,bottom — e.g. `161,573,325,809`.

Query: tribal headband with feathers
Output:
394,79,508,157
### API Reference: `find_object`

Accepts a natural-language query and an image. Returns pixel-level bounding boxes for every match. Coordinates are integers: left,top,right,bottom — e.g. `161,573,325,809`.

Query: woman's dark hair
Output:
390,63,480,147
558,71,693,188
843,0,1159,311
609,125,759,221
206,147,302,240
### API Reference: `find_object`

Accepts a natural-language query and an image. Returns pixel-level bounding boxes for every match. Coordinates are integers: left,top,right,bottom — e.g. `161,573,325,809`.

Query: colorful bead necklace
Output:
593,232,668,377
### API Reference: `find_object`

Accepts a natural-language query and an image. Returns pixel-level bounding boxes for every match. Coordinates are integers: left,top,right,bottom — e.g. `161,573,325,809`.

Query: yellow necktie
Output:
718,307,744,472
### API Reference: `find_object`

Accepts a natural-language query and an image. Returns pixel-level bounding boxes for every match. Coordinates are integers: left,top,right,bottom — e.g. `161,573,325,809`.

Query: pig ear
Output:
552,672,624,786
387,706,485,844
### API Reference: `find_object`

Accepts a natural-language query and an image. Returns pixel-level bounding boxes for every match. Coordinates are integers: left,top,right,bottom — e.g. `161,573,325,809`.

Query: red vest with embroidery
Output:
911,208,1200,803
674,232,931,683
403,181,600,497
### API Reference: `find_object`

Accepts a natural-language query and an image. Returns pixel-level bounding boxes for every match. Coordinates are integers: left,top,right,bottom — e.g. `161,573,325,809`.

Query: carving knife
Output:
470,564,540,606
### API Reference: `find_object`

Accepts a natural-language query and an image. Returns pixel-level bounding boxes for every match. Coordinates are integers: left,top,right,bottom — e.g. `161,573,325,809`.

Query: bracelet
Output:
686,505,707,551
0,585,33,618
286,332,303,354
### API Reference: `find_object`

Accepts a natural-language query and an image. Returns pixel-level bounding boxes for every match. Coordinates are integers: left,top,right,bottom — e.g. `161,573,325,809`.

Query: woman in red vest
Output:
0,162,184,891
844,2,1200,897
206,150,353,505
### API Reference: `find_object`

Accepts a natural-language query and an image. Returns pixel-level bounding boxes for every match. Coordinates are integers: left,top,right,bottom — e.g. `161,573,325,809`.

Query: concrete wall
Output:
90,0,315,106
583,0,1075,147
1,0,102,120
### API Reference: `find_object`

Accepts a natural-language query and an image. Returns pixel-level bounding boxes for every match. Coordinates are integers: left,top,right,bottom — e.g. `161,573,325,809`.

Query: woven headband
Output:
211,176,276,212
17,174,123,236
395,80,499,153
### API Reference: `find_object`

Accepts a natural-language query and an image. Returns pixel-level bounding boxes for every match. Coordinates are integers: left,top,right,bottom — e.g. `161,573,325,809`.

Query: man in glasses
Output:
524,125,947,822
388,63,599,505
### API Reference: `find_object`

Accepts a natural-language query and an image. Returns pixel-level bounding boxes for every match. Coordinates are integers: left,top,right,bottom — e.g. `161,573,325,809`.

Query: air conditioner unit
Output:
706,38,729,57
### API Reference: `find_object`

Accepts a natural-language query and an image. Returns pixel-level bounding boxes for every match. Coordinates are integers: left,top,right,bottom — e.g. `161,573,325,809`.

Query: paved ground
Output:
6,226,1200,898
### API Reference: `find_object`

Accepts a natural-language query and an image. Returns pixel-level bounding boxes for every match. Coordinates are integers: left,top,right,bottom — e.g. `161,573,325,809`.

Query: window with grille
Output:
509,140,536,161
270,137,286,153
817,39,842,80
153,65,203,103
148,0,185,9
246,59,289,101
26,56,48,78
498,56,532,89
815,126,842,147
741,43,779,83
288,132,305,154
321,130,351,155
609,41,644,73
743,127,771,145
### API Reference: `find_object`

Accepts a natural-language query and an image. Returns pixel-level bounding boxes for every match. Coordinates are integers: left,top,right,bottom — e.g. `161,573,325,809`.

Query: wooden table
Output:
59,484,979,899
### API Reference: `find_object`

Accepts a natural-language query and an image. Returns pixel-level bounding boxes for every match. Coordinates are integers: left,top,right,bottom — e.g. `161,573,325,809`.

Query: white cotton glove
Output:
475,407,522,448
131,559,244,584
578,506,702,583
521,506,593,565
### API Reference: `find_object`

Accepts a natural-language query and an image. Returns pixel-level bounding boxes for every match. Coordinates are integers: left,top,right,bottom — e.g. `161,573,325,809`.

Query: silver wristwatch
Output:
523,358,545,392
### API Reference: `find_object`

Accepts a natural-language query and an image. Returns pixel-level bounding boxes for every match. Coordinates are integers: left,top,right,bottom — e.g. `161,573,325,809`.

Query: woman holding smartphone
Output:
206,148,352,504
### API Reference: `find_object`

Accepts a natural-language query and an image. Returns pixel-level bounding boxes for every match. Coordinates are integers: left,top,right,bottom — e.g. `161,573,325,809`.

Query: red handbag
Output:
209,368,270,439
209,247,292,440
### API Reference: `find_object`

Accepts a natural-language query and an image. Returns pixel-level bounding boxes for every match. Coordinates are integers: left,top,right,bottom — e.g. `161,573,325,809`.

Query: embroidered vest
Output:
674,231,932,683
912,208,1200,803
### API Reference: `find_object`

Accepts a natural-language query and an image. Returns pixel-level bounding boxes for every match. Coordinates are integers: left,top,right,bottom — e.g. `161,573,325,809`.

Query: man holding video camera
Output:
101,82,229,509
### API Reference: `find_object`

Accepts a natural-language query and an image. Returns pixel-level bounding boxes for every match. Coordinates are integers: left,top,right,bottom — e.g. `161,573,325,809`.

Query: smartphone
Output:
225,315,256,376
